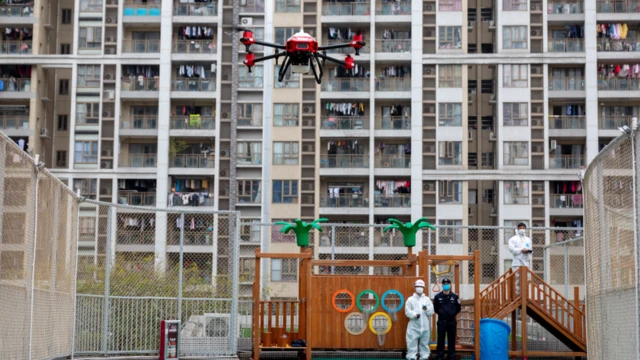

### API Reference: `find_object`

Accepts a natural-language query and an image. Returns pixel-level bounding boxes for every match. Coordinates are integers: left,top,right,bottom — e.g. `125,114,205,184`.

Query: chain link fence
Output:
0,132,79,360
584,128,640,360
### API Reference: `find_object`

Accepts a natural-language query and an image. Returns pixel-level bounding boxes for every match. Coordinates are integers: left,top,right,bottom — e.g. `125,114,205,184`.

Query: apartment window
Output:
468,80,477,93
76,103,99,125
238,103,263,126
469,190,477,204
481,80,493,93
273,180,298,203
483,189,494,204
240,219,260,243
238,180,261,204
57,115,68,131
439,180,463,204
503,141,529,165
468,116,477,129
503,26,527,49
438,142,463,165
74,179,97,198
481,116,494,130
482,152,494,167
503,103,528,126
237,142,262,165
439,0,461,11
59,80,69,95
60,43,71,54
503,0,527,11
503,64,528,88
74,141,98,164
275,27,297,45
56,151,67,167
439,65,462,88
239,66,263,88
78,27,102,49
504,220,528,243
439,26,462,50
438,103,462,126
439,220,463,244
271,259,297,282
468,8,477,21
273,142,299,165
504,181,529,205
77,65,101,88
274,65,300,88
62,9,72,24
274,104,299,126
468,43,477,53
275,0,301,12
481,8,493,20
469,152,478,167
481,43,493,53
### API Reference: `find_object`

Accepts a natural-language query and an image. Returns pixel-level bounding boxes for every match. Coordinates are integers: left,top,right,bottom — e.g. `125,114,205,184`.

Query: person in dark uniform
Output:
433,278,461,360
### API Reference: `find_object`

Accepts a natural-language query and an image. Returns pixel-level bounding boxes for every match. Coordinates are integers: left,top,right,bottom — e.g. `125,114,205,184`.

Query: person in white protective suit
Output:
405,279,435,360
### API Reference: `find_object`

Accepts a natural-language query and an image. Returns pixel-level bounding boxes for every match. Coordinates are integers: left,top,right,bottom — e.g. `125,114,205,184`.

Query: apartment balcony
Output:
169,154,214,175
375,78,411,98
172,40,217,60
173,0,218,23
75,115,100,132
597,0,640,20
120,78,159,99
123,1,161,23
0,3,36,25
598,78,640,97
375,0,410,20
320,154,370,176
597,38,640,57
321,78,369,99
374,116,411,137
117,228,155,246
117,192,156,207
374,194,411,215
122,40,160,54
237,153,262,166
171,78,216,99
322,39,370,57
548,115,586,137
79,0,103,17
118,154,157,171
0,41,31,55
375,155,411,176
549,193,584,216
599,115,633,136
239,0,265,13
319,194,369,216
322,1,371,22
547,0,584,22
320,116,369,137
0,78,33,99
0,115,31,137
548,76,585,98
169,116,216,137
375,40,411,59
549,155,585,169
238,75,263,90
119,116,158,137
548,38,584,53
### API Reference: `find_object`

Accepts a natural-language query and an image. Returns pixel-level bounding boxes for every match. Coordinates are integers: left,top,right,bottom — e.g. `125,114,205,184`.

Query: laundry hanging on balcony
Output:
124,65,160,78
324,102,365,116
177,64,214,79
597,23,628,39
598,63,640,78
177,26,215,40
380,29,411,40
3,28,32,41
327,28,365,40
333,64,367,78
375,181,410,196
379,65,410,78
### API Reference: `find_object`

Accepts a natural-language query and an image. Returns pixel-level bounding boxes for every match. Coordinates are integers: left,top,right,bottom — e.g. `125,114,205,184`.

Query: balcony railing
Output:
597,38,640,52
320,154,369,168
322,78,368,92
0,78,31,92
0,4,34,17
320,194,369,208
77,78,101,89
173,1,218,16
120,116,158,130
1,41,32,55
122,40,160,53
272,154,299,165
170,116,215,130
322,39,369,54
375,39,411,53
549,155,585,169
0,116,29,130
239,77,263,89
375,1,411,14
548,38,584,52
548,0,584,13
238,117,262,127
172,78,216,92
549,76,584,91
375,155,410,168
600,115,632,129
121,78,159,92
550,194,584,208
123,2,161,16
74,151,98,165
76,115,99,126
376,78,411,91
322,2,371,16
375,116,410,130
170,154,214,168
276,0,301,12
549,115,586,129
117,192,156,206
240,0,265,13
237,153,262,165
119,154,157,168
321,116,369,130
374,194,411,208
172,40,217,54
597,0,640,12
598,78,640,91
80,0,103,12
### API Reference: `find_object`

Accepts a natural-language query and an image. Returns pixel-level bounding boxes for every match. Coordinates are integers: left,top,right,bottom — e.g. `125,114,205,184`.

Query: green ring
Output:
356,290,379,313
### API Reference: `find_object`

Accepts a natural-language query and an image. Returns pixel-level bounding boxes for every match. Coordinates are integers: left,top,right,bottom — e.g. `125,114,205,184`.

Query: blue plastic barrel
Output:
479,318,511,360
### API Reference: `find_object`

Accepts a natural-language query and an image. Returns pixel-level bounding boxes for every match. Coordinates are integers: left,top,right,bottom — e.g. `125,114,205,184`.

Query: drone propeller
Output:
224,26,251,36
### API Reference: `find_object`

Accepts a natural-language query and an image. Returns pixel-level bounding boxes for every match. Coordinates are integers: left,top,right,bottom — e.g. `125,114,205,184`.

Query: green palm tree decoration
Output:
275,218,329,247
384,217,436,247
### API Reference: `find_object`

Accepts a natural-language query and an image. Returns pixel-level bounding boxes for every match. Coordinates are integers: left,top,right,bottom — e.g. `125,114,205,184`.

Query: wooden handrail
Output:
527,268,582,313
480,268,519,319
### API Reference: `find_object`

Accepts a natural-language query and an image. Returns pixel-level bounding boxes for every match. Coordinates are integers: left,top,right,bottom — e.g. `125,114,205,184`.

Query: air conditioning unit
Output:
220,169,227,177
533,197,542,205
425,30,433,37
241,17,253,26
220,150,228,157
425,68,432,75
531,67,539,74
220,188,228,196
531,3,539,10
302,144,313,152
102,149,112,156
468,21,473,30
40,128,48,137
104,90,115,100
303,106,312,113
106,36,114,42
105,73,112,80
423,182,435,192
533,183,543,192
221,112,229,119
531,29,539,36
489,131,496,140
550,140,557,151
424,144,435,153
425,4,433,11
103,110,112,118
106,17,115,24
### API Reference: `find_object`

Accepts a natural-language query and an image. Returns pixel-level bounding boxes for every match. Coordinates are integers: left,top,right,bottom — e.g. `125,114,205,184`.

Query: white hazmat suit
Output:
405,283,434,360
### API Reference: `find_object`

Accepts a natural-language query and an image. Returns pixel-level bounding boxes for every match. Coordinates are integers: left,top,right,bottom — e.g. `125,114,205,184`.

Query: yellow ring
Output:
368,312,392,335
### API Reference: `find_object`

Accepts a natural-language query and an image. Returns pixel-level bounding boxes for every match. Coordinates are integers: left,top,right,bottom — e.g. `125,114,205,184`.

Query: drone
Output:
238,27,365,84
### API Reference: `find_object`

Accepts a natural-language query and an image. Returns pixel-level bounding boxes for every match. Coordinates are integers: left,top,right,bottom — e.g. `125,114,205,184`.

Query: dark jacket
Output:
434,291,461,321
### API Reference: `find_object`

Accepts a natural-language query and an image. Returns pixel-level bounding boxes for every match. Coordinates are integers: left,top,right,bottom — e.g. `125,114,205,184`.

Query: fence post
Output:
71,190,81,359
228,212,241,354
564,242,569,298
27,155,40,360
331,225,335,274
178,213,185,325
102,204,113,355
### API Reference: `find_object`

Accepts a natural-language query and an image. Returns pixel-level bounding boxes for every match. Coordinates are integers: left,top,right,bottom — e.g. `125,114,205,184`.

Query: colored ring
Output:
344,312,367,335
356,290,379,313
368,312,392,335
381,290,405,313
332,289,355,313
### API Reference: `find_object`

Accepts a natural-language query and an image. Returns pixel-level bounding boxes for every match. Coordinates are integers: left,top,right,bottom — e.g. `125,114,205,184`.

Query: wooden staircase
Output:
479,267,586,355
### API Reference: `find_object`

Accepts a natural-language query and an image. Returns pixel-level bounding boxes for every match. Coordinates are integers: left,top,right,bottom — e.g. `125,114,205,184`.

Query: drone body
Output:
239,28,365,84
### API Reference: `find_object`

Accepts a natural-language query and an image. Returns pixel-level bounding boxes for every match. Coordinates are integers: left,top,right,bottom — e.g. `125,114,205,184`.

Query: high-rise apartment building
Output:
3,0,608,297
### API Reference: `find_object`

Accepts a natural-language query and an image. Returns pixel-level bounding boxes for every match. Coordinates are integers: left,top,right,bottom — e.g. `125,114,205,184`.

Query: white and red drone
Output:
239,28,365,84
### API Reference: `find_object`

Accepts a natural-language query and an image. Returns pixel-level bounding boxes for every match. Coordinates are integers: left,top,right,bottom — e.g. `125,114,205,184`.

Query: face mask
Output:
518,229,526,236
416,287,424,294
443,284,451,291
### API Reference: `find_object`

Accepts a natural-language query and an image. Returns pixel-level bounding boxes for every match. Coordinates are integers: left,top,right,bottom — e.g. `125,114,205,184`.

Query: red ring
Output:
332,289,355,313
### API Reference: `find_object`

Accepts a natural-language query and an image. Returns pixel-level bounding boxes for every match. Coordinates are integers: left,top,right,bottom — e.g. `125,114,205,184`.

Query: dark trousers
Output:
436,320,456,360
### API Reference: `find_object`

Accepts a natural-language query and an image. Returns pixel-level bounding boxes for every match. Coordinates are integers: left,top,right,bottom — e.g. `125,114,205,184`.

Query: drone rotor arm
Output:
316,52,348,67
317,43,352,51
246,52,286,65
253,40,287,50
